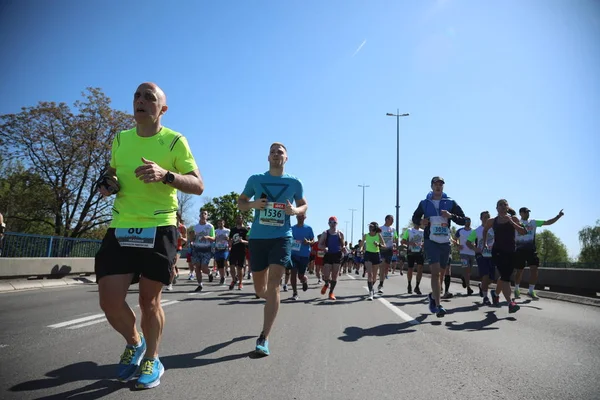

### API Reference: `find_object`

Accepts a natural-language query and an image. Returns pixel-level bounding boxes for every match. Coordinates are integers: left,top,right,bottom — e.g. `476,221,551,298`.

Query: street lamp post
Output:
349,208,357,244
344,221,349,238
386,110,409,237
358,184,370,237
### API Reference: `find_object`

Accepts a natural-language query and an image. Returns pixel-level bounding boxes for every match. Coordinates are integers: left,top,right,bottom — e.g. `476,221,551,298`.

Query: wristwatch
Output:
162,171,175,185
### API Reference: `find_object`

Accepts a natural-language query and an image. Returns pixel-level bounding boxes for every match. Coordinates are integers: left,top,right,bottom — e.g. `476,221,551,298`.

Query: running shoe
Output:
117,334,146,382
255,336,269,356
508,301,521,313
136,358,164,389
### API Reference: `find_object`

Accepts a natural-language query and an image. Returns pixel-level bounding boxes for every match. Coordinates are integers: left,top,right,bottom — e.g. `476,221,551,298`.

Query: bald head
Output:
133,82,168,125
138,82,167,105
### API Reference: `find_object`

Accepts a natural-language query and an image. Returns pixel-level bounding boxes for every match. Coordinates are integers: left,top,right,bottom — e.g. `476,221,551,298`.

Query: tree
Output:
0,163,56,235
177,191,196,225
0,88,133,237
198,192,252,228
578,220,600,263
535,230,569,265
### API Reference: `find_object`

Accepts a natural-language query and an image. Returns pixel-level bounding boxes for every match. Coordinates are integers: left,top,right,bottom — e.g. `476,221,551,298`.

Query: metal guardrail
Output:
0,232,101,258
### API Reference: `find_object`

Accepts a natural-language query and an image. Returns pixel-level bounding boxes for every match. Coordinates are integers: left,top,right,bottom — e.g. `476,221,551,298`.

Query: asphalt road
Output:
1,271,599,400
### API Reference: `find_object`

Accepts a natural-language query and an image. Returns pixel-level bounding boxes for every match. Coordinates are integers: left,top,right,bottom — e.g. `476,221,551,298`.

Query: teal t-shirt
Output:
242,172,304,239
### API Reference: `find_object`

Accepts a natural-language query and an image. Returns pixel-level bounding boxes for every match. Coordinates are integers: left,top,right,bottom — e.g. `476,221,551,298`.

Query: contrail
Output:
352,39,367,57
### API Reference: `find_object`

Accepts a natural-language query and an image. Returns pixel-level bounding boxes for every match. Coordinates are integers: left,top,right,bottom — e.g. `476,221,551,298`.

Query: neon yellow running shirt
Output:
364,233,380,253
109,127,197,228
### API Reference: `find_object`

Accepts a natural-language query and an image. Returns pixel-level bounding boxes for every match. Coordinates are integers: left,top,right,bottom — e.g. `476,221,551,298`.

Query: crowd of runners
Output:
93,82,564,389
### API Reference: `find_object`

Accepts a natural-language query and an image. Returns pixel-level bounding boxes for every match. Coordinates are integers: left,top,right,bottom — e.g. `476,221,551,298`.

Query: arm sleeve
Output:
412,201,424,225
450,202,467,225
467,230,477,243
242,176,255,198
402,230,409,240
109,135,118,169
172,136,198,174
294,179,304,201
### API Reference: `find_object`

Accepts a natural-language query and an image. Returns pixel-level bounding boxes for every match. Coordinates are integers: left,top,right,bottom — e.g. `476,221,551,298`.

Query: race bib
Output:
317,250,325,257
430,216,450,243
291,240,302,251
482,248,492,258
259,202,286,226
410,245,422,253
115,227,156,249
216,241,228,250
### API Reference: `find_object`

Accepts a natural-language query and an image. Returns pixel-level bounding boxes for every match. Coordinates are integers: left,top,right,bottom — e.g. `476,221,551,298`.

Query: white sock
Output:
529,284,535,292
515,284,520,290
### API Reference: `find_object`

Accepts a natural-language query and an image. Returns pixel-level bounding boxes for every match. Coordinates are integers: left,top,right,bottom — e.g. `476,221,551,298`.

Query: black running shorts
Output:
95,226,177,286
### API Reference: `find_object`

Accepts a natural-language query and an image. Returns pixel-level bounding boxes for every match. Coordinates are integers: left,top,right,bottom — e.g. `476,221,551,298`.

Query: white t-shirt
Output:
380,225,397,249
215,228,230,250
455,227,475,256
194,222,214,248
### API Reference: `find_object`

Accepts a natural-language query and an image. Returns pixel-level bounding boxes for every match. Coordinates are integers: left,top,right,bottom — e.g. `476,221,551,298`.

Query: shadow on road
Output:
9,335,255,400
338,314,429,342
444,311,516,331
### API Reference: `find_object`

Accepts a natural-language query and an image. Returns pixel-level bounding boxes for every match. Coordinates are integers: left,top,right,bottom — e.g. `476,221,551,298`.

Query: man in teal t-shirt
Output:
238,142,308,356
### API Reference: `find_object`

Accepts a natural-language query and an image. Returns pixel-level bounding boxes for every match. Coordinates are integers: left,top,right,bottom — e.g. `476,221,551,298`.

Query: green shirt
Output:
110,127,197,228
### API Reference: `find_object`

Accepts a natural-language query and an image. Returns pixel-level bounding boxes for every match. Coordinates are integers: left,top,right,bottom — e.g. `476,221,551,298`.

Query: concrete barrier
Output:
0,257,195,279
0,258,598,296
424,263,600,297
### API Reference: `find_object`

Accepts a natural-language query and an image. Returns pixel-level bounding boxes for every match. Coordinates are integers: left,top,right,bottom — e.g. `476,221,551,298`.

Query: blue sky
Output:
1,0,599,258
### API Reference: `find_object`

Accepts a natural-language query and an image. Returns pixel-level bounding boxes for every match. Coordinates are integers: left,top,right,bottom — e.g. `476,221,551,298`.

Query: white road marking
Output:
50,299,174,329
363,286,419,325
346,274,356,280
48,314,105,329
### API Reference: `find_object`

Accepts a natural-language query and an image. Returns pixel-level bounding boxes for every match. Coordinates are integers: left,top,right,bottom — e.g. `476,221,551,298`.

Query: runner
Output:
318,216,345,301
514,207,565,299
214,219,230,286
312,236,324,284
228,215,249,290
411,176,466,317
237,142,307,356
401,223,425,295
187,230,195,280
192,210,215,291
291,213,314,300
94,82,203,389
483,199,527,313
361,222,386,300
455,218,475,296
379,215,399,291
467,210,495,305
165,212,186,291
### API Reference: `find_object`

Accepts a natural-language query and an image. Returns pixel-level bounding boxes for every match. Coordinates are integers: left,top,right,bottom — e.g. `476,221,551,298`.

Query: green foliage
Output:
578,220,600,263
535,230,569,264
0,163,55,235
0,88,133,237
198,192,252,228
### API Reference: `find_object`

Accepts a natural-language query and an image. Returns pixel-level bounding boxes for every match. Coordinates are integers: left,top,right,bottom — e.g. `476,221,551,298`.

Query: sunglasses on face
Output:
329,221,337,225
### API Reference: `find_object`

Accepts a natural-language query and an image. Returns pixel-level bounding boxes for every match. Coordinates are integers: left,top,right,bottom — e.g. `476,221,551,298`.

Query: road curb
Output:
0,276,96,293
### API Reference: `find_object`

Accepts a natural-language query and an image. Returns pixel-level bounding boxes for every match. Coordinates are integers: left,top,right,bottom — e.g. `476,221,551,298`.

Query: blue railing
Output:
0,232,102,258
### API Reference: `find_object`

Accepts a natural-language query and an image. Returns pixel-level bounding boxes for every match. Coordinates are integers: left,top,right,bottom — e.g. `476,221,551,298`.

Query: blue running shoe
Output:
436,306,447,318
428,293,437,314
117,335,146,382
255,336,270,356
136,358,164,389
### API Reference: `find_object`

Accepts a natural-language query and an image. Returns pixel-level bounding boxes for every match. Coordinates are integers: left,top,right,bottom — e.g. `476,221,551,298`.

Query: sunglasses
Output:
329,221,337,224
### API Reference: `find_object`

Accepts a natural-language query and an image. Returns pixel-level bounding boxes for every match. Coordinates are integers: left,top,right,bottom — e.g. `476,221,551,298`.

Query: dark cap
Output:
519,207,531,213
431,176,445,184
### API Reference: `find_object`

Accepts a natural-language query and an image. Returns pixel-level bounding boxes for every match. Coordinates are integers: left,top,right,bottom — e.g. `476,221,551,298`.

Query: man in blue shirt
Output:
291,213,315,301
238,142,308,356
